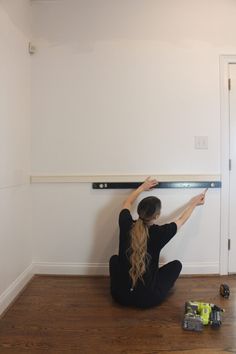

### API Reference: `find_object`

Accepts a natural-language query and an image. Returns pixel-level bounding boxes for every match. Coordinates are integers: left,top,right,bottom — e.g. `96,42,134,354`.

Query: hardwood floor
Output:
0,275,236,354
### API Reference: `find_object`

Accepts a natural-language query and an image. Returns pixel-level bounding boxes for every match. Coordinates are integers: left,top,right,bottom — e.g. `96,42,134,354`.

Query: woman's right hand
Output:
190,189,207,206
175,189,207,230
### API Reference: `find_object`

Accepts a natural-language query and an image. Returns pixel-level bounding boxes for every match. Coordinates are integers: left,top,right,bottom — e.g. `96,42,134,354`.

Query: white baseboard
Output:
180,262,219,275
0,263,34,316
32,261,219,276
32,262,109,275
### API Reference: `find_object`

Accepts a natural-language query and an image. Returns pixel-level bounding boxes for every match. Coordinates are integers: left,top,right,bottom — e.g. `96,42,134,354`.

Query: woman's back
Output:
112,209,177,306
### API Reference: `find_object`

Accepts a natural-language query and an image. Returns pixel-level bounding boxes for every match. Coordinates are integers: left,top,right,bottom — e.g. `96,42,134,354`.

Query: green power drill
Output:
182,301,224,331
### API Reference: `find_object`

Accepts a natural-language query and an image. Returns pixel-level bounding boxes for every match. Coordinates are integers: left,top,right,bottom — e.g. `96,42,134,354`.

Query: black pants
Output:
109,255,182,308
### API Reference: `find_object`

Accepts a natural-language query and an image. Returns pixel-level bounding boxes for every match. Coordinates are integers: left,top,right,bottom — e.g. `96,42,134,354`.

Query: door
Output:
229,63,236,273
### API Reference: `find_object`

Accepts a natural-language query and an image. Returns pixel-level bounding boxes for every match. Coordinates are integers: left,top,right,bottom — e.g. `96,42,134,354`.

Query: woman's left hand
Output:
140,177,158,191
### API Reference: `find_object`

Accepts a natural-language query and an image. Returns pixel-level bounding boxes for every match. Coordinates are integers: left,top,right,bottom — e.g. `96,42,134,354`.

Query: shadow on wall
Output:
31,0,236,48
158,203,186,265
90,195,121,268
159,202,203,265
0,0,31,38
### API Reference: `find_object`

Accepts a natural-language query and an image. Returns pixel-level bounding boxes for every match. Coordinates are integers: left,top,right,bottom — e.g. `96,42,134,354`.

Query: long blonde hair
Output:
129,196,161,288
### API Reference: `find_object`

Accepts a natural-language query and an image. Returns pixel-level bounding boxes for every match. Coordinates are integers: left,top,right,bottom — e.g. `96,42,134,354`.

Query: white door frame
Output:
219,55,236,274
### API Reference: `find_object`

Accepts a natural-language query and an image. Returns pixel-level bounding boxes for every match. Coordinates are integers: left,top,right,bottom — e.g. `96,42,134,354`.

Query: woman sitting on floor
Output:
109,177,206,308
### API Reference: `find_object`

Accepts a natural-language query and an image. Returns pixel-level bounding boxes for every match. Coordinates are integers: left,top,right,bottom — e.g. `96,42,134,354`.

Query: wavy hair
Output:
129,196,161,288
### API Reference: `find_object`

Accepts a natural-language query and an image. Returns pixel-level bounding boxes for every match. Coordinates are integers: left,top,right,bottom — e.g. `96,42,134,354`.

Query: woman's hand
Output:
122,176,158,210
140,177,159,191
175,189,207,230
190,189,207,206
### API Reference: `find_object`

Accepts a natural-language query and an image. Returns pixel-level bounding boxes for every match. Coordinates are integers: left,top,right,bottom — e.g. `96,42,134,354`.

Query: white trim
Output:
32,262,109,275
179,262,219,275
0,176,30,190
0,264,34,316
0,183,29,191
30,174,221,184
219,55,236,275
32,261,219,276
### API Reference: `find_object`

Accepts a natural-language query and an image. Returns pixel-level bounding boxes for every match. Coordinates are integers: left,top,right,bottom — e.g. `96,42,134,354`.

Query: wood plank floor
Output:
0,275,236,354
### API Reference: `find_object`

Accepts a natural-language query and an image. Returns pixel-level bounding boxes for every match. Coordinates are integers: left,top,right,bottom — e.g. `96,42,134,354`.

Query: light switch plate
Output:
194,136,208,149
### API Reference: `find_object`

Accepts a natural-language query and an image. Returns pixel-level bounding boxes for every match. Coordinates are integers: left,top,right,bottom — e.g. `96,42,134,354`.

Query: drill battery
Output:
210,305,223,328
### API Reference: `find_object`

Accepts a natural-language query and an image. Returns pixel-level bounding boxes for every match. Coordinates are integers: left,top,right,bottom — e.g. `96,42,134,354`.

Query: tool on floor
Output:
220,284,230,298
182,301,224,332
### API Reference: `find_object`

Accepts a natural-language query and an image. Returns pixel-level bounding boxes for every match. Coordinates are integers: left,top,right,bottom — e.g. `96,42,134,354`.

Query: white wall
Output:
30,0,236,274
31,0,227,175
32,185,220,275
0,0,32,314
